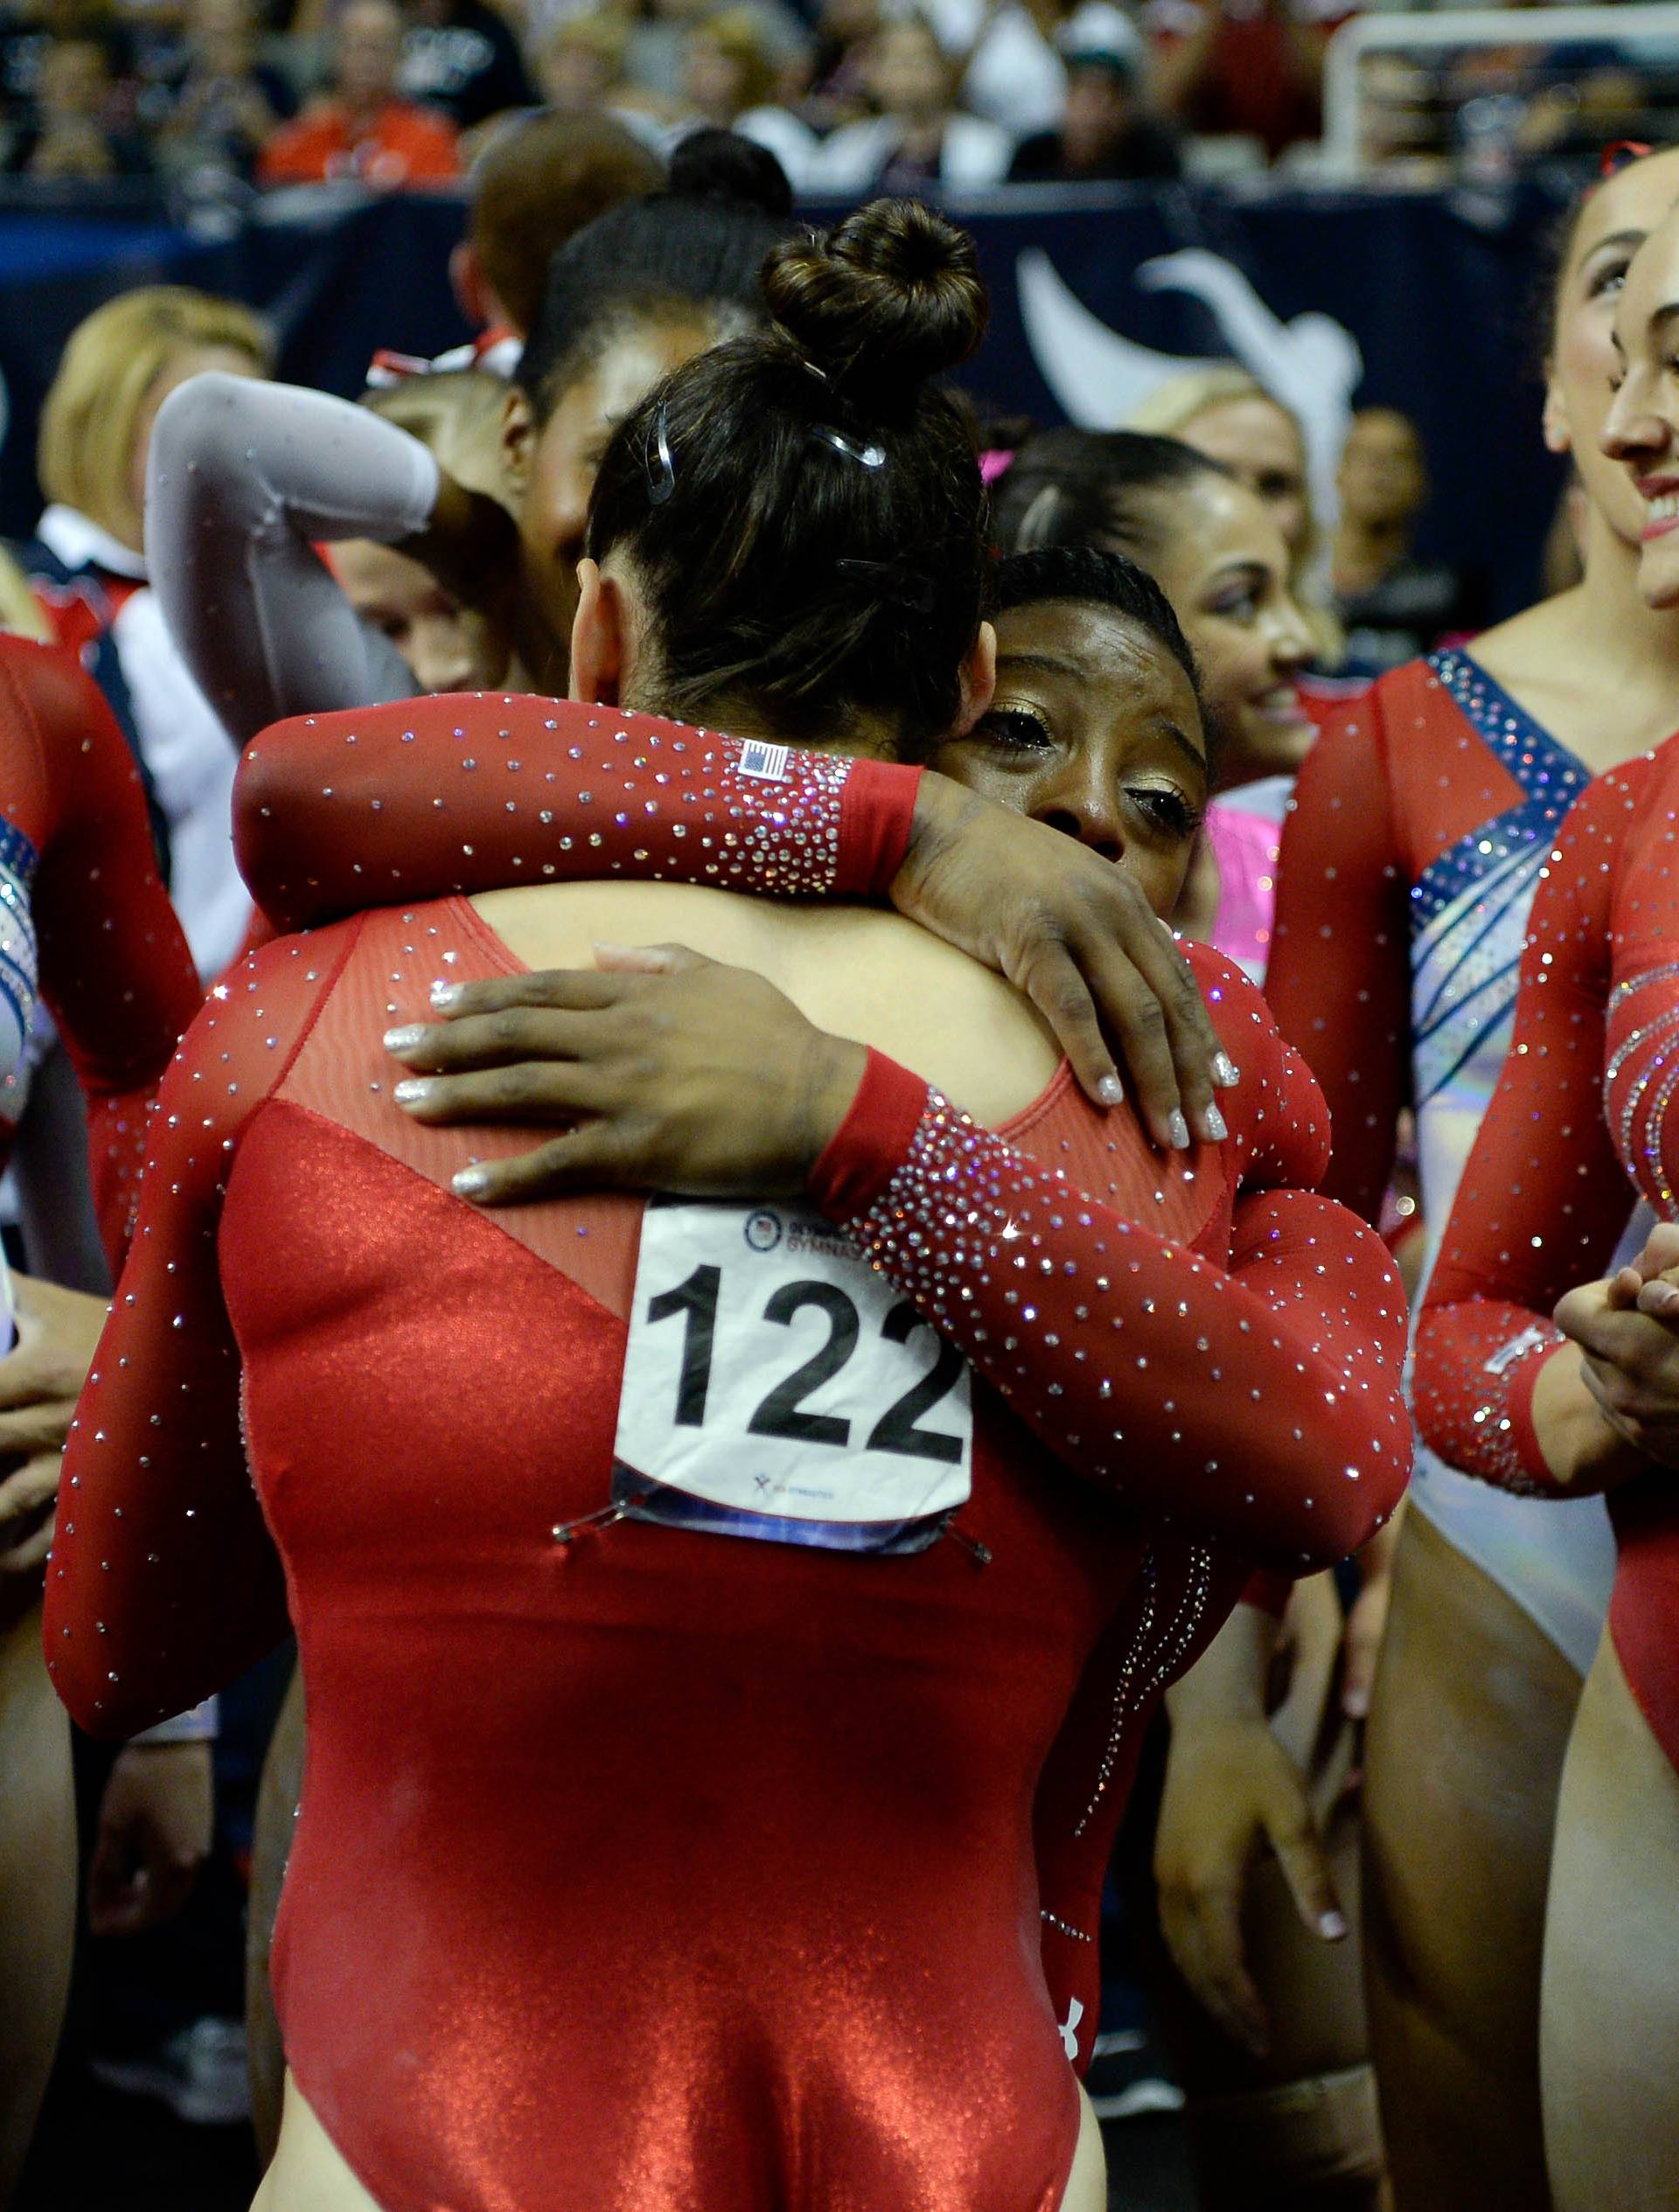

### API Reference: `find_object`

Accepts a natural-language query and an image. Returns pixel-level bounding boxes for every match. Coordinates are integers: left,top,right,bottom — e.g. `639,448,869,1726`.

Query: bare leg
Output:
247,1666,304,2165
0,1600,75,2206
1542,1631,1679,2212
1159,1575,1387,2211
1362,1510,1581,2212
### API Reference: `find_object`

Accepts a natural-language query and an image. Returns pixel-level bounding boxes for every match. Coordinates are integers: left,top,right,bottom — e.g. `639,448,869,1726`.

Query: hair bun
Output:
665,127,793,219
762,198,987,414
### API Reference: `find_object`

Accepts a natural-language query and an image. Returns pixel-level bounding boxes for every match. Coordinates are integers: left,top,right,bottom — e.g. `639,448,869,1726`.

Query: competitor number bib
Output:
613,1198,973,1553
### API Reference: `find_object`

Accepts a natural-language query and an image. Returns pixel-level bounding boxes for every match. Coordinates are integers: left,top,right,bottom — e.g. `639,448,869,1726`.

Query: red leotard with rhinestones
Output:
232,692,1410,2058
1414,734,1679,1770
49,829,1405,2209
1267,650,1636,1678
0,636,199,1265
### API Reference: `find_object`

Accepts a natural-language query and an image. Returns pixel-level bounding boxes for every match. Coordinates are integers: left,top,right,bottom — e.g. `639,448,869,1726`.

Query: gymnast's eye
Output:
975,706,1055,755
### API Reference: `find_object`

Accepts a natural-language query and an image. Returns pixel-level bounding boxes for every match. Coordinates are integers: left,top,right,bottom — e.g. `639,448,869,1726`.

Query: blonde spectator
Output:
1125,365,1341,657
38,284,272,977
683,6,777,124
534,10,632,112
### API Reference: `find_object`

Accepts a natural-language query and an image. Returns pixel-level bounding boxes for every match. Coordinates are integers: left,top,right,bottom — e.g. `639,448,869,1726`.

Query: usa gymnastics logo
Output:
742,1208,783,1254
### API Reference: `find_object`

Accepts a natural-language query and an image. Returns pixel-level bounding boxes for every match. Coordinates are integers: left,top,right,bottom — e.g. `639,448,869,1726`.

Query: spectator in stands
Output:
397,0,533,133
1331,405,1481,671
681,9,818,179
533,14,633,118
1149,0,1332,163
258,0,461,186
799,0,879,130
3,25,150,175
682,7,775,126
1008,22,1181,181
818,13,1012,193
917,0,1065,137
622,0,805,115
156,0,296,181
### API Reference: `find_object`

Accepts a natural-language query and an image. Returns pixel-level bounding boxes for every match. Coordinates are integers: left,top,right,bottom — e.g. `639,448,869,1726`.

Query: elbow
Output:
41,1580,178,1742
43,1635,148,1742
1255,1390,1413,1576
147,372,263,532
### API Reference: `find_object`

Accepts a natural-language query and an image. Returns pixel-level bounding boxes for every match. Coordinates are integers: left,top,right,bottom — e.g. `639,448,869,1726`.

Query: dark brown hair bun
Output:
761,198,987,415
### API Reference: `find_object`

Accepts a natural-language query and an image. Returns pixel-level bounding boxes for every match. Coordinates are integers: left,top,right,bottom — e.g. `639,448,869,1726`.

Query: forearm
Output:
146,372,434,744
809,1054,1410,1570
1166,1598,1278,1728
1529,1339,1655,1492
236,694,923,932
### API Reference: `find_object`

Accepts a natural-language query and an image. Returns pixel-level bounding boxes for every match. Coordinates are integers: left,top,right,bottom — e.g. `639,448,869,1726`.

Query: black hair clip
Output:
646,399,677,505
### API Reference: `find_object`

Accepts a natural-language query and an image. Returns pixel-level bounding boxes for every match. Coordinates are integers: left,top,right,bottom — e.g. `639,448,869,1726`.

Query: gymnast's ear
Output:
569,558,625,706
951,621,996,738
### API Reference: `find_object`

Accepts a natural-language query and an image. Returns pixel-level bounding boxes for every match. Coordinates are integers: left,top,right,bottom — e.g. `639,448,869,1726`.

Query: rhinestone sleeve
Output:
44,931,347,1738
0,640,202,1269
235,696,922,936
1266,682,1413,1225
811,1052,1411,1574
1415,761,1658,1496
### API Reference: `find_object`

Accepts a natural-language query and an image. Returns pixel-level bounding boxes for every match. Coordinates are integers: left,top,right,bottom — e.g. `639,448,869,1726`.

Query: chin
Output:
1233,720,1317,783
1640,544,1679,610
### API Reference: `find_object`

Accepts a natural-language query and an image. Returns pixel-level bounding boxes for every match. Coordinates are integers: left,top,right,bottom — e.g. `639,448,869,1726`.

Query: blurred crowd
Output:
0,0,1457,198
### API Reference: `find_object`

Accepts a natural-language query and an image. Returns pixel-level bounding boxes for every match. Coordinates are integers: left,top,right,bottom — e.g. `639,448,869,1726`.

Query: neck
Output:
1573,501,1679,678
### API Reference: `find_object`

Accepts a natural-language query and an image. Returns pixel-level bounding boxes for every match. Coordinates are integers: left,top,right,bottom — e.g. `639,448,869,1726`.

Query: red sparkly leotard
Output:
1413,735,1679,1770
1267,649,1632,1676
233,693,1411,2060
48,845,1405,2211
0,636,200,1265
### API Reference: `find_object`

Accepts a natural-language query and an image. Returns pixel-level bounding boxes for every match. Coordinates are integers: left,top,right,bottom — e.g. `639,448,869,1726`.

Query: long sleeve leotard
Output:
47,826,1405,2207
1414,740,1679,1766
146,372,433,748
0,636,201,1265
231,691,1407,2065
1268,649,1628,1673
235,692,1411,1567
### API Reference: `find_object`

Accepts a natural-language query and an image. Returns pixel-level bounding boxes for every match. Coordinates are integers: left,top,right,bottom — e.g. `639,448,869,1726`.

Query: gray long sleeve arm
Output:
146,372,441,747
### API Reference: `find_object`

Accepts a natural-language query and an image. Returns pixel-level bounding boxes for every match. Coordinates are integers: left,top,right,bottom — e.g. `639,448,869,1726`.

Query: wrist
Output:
801,1037,870,1185
890,772,984,920
1530,1341,1649,1490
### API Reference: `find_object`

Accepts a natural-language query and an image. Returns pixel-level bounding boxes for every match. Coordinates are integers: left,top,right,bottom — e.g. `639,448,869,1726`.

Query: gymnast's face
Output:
1545,146,1679,551
1603,206,1679,607
334,537,508,692
928,597,1208,918
1178,395,1311,560
502,310,718,673
1133,474,1315,787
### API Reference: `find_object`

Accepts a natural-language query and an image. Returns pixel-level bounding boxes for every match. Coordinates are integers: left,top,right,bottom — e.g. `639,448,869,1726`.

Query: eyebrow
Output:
1154,721,1209,775
994,650,1207,771
1585,228,1649,261
996,650,1084,682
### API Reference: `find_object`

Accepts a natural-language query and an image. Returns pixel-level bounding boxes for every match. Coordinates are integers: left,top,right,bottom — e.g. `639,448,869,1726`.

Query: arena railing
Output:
1320,3,1679,177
